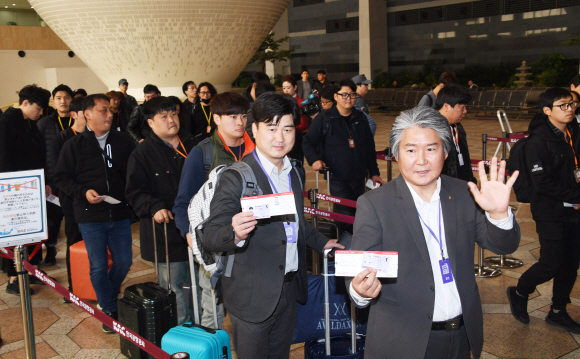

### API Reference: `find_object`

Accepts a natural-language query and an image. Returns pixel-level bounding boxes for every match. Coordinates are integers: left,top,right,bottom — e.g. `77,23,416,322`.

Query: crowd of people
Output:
1,70,580,358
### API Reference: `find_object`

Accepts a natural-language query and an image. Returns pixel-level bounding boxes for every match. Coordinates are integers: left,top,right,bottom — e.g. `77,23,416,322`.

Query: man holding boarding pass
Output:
347,106,521,359
203,93,343,359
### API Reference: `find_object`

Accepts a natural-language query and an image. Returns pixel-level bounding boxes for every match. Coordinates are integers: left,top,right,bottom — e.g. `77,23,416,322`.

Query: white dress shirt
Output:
350,177,514,321
237,148,299,273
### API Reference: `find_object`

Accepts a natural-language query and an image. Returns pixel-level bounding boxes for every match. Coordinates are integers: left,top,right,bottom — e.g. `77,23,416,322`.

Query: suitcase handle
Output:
182,322,217,334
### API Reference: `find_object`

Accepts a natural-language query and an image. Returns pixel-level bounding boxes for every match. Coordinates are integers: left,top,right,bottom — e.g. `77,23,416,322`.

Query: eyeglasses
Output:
321,100,333,106
187,86,197,91
336,92,357,100
199,91,211,95
554,102,577,111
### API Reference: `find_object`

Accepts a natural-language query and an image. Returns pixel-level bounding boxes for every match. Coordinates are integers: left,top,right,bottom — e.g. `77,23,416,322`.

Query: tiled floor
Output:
3,109,580,358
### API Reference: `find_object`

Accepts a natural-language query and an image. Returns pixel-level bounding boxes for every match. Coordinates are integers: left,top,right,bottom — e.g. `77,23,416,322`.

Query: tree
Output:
250,32,294,73
563,35,580,46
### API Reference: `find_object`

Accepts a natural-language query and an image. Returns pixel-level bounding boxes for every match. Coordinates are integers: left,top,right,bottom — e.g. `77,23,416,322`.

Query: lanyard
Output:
58,116,72,131
417,203,445,260
174,136,188,159
218,131,242,162
450,125,461,153
566,128,578,169
252,150,291,194
201,104,212,126
71,127,77,136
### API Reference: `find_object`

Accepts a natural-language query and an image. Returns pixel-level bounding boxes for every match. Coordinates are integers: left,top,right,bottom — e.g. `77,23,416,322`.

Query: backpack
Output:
198,137,215,180
187,161,263,287
506,136,532,203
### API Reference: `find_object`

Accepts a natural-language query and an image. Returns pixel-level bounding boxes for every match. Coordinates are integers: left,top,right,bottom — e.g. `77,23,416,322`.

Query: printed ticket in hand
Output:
334,250,398,278
241,192,297,219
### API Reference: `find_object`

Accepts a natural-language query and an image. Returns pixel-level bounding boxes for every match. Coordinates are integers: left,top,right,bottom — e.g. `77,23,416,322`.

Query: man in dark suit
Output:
296,69,314,100
347,106,521,359
203,93,343,358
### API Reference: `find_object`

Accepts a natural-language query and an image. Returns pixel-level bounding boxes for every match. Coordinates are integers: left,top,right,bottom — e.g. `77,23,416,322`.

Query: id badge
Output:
574,168,580,183
439,258,454,284
117,127,121,132
207,125,211,133
458,153,464,166
348,138,355,148
284,222,297,243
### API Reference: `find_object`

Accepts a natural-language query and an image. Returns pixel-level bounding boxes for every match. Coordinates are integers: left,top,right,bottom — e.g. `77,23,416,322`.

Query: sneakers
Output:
43,246,57,266
102,311,118,334
507,286,529,324
546,308,580,334
6,279,36,296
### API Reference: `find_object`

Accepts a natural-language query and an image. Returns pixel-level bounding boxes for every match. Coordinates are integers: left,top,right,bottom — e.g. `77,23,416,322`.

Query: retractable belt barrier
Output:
0,247,172,359
303,206,356,224
376,150,397,162
302,190,357,209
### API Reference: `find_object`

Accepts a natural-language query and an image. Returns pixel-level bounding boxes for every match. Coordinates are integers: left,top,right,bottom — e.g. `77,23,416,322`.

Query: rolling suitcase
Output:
304,248,365,358
161,247,232,358
119,219,178,359
69,240,113,301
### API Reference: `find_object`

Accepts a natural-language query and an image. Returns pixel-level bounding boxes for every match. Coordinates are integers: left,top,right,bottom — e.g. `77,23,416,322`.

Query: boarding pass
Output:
334,250,398,278
240,192,297,219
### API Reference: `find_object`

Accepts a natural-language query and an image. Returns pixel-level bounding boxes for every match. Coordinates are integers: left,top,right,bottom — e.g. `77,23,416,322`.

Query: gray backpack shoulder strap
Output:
198,138,214,179
228,162,263,197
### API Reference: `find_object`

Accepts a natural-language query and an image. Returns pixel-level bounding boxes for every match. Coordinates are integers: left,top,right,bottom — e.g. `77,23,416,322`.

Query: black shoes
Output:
43,246,57,266
102,310,118,334
507,286,529,324
546,308,580,334
6,279,36,296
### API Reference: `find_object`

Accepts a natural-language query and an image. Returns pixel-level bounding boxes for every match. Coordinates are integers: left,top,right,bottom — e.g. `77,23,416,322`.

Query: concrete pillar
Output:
359,0,388,86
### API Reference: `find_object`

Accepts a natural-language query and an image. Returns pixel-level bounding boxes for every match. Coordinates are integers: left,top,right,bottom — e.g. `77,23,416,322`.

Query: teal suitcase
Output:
161,322,231,359
161,247,231,358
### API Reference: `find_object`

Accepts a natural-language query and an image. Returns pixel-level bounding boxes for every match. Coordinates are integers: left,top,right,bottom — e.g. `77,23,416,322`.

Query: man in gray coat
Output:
348,106,521,359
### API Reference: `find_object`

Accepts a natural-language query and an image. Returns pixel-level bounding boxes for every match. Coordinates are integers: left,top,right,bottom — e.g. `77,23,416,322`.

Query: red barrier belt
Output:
0,247,171,359
0,242,46,261
486,136,526,143
512,131,529,135
470,159,510,175
302,191,357,208
304,206,355,224
375,151,397,162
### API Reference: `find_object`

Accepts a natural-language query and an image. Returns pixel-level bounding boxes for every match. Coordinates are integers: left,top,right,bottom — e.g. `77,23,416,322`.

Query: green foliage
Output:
250,32,294,72
7,21,17,26
273,74,284,87
531,54,577,86
231,72,253,88
562,35,580,46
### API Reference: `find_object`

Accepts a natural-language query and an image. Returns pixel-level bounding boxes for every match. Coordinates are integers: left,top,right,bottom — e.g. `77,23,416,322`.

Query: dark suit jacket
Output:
297,79,314,99
203,153,328,323
347,175,520,359
443,122,477,184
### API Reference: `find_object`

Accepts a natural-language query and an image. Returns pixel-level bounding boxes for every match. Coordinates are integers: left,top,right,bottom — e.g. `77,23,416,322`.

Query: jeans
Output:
78,219,133,313
199,266,226,329
158,261,200,325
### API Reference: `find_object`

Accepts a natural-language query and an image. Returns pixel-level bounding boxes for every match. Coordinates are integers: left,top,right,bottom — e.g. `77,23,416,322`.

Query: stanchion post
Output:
385,146,392,182
309,187,321,275
483,132,523,269
474,134,502,278
14,245,36,359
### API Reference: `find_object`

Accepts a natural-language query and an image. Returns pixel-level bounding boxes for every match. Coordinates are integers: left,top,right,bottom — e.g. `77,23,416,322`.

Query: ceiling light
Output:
12,3,15,5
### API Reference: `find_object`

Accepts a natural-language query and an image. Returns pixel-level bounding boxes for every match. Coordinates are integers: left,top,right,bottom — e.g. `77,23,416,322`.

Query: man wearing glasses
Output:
508,88,580,334
303,79,383,234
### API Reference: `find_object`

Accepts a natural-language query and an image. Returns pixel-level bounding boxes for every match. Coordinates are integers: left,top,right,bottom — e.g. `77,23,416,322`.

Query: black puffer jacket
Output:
527,113,580,222
0,107,45,173
38,111,71,188
126,105,150,144
303,105,380,181
53,129,136,223
125,131,197,263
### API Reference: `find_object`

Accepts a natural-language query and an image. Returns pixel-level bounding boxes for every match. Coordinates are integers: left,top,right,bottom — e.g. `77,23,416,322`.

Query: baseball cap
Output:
118,78,128,85
352,74,372,85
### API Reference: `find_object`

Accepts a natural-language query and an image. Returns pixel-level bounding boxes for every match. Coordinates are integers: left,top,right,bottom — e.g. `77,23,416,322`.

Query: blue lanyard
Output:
252,150,292,194
417,203,445,260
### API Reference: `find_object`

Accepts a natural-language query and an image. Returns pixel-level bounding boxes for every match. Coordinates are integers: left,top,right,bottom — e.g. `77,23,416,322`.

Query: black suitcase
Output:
119,219,178,359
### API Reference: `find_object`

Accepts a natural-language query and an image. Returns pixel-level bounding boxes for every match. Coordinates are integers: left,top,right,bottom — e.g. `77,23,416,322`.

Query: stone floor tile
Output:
127,260,151,275
67,317,120,349
480,352,501,359
477,274,520,304
0,308,58,344
482,303,511,314
518,221,538,239
559,349,580,359
41,334,81,359
1,341,58,359
0,336,44,355
125,268,155,279
48,302,91,320
483,313,578,359
42,317,84,335
71,348,121,358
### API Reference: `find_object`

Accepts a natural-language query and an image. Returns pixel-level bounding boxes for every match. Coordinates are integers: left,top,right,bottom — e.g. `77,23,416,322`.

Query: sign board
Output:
0,169,47,247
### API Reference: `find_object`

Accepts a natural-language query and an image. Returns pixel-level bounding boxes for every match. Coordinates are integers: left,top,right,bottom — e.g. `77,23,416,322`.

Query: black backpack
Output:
506,136,532,203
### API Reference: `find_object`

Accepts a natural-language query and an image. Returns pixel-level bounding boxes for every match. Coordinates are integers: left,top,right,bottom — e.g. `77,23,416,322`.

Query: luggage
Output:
69,240,113,301
303,248,365,358
161,247,232,359
119,219,178,359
